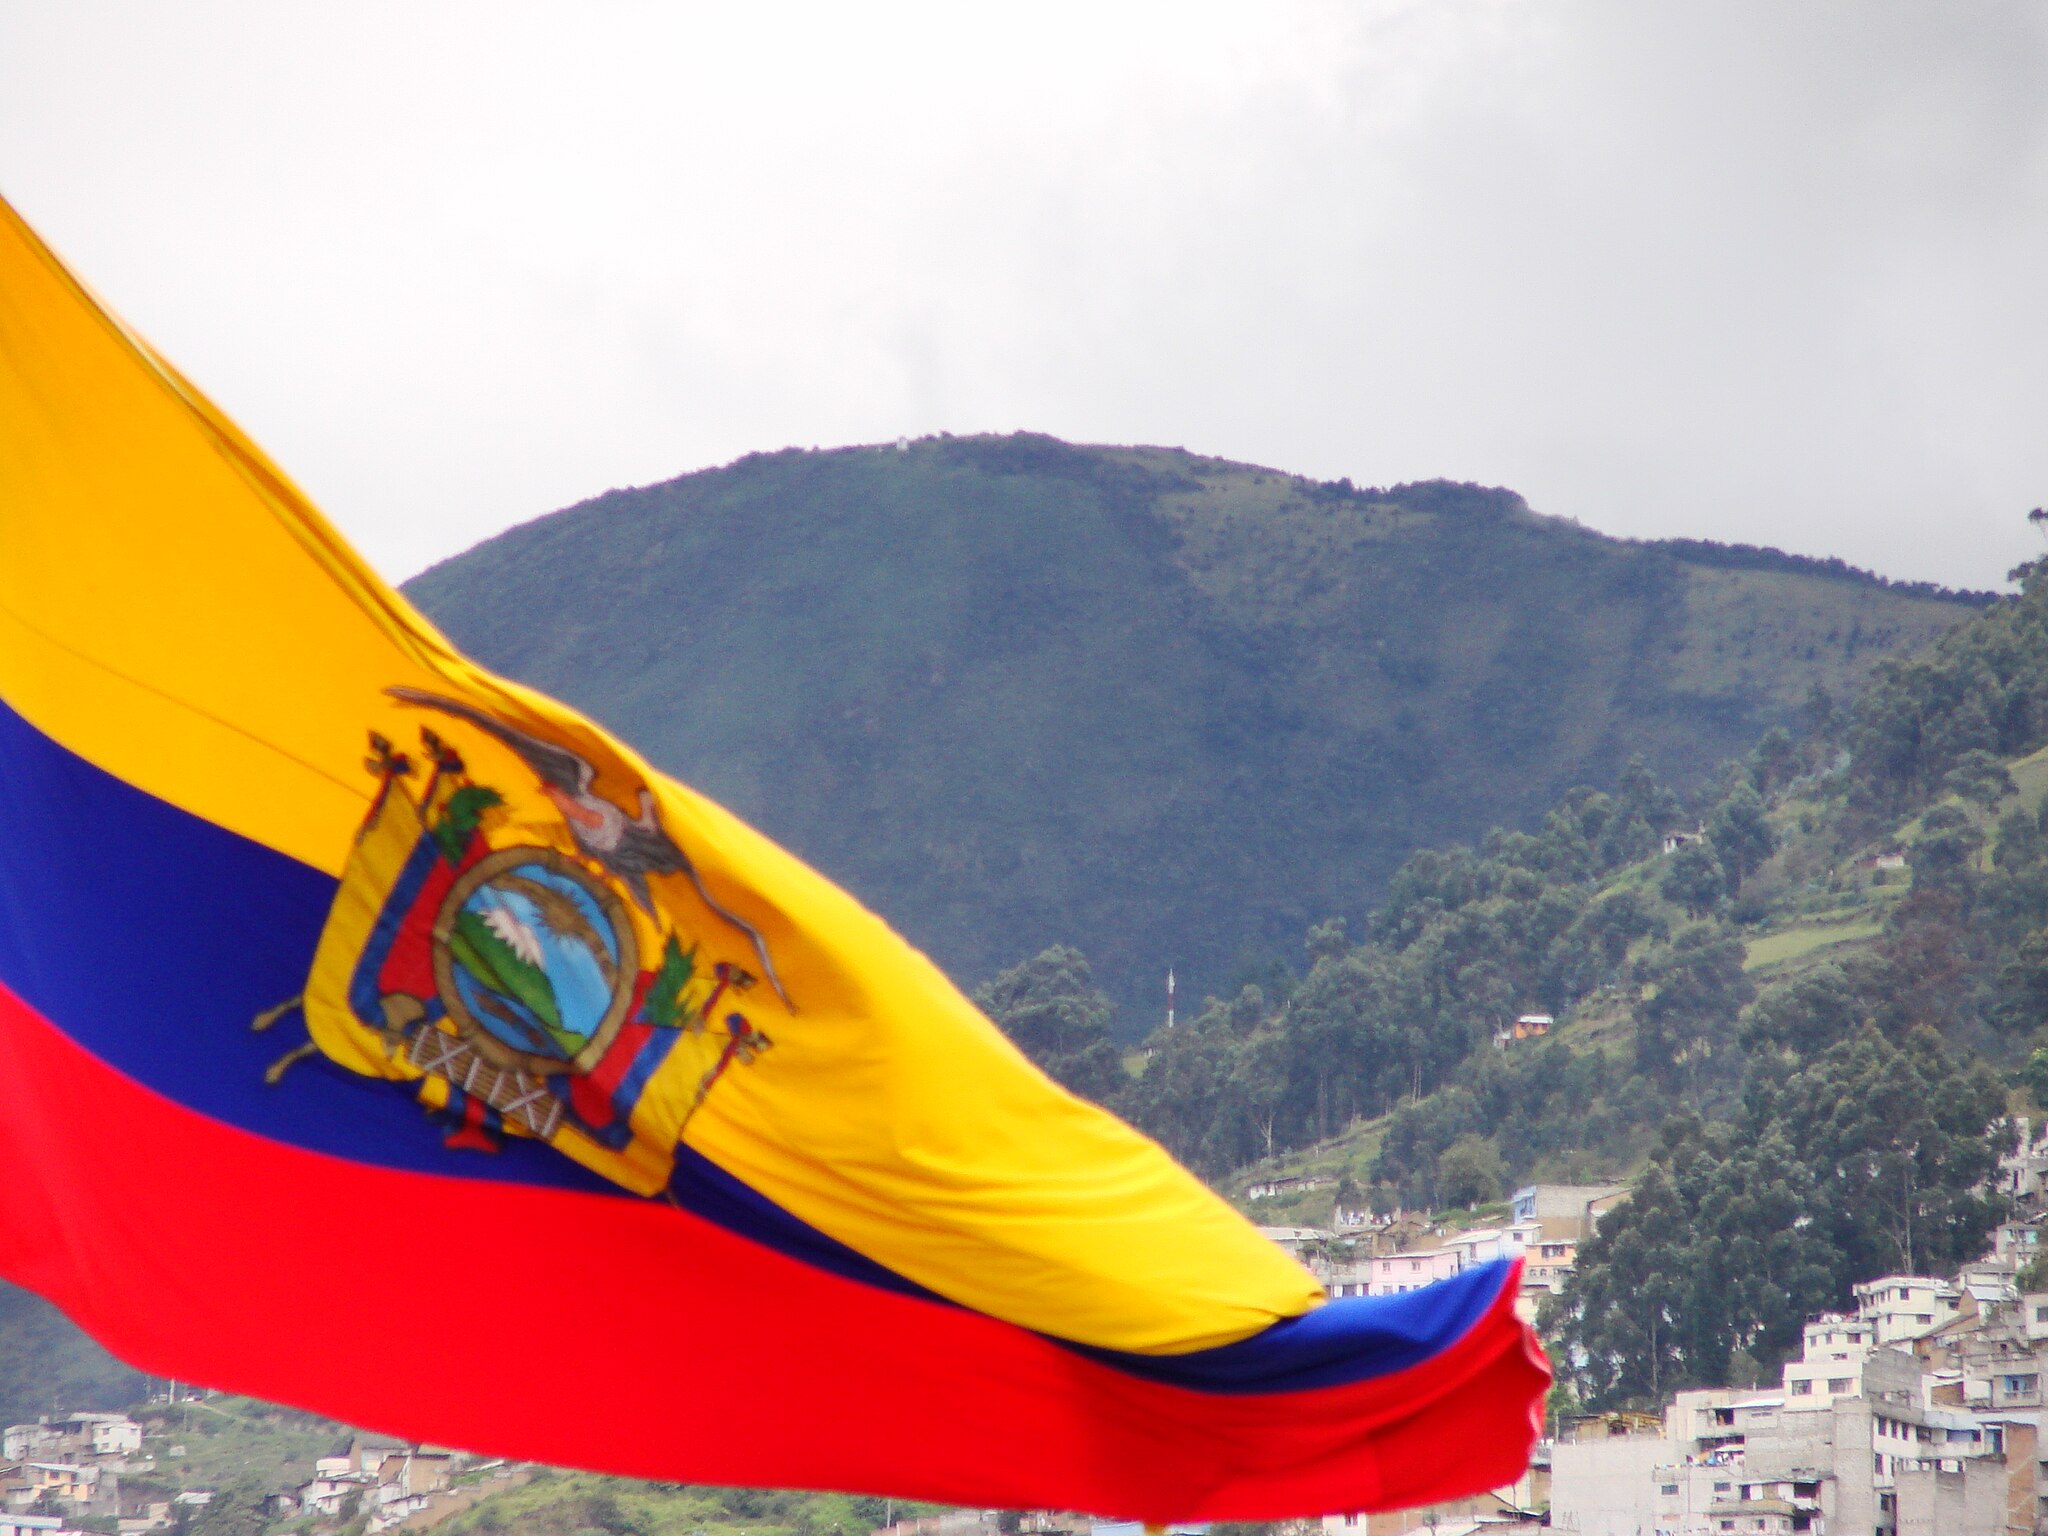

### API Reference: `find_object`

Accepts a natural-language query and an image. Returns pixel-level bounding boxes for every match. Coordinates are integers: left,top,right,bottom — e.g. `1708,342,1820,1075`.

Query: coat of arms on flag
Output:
280,689,779,1196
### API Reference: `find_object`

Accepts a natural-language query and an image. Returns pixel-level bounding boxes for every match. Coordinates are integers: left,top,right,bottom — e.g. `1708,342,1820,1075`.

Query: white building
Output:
1993,1218,2045,1264
0,1427,55,1463
1852,1276,1956,1346
1781,1315,1876,1407
293,1475,372,1519
4,1416,141,1464
70,1418,140,1458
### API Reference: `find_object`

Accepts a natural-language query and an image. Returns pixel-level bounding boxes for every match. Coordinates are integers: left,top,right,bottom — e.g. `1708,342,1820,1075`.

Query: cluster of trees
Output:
1548,1016,2007,1408
1369,1042,1665,1210
1542,572,2048,1410
1647,536,2000,604
1848,554,2048,815
970,945,1126,1104
979,748,1804,1184
1659,782,1776,917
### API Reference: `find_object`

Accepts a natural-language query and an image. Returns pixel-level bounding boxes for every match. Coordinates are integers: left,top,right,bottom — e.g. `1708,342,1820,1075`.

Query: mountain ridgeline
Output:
406,434,1982,1021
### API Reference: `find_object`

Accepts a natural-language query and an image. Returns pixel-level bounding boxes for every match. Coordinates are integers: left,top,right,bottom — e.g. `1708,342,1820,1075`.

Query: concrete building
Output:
1511,1183,1631,1243
1852,1278,1957,1347
1553,1282,2048,1536
1552,1417,1672,1536
1,1466,96,1511
1437,1221,1547,1275
1256,1225,1335,1264
1523,1235,1580,1294
1245,1173,1335,1201
3,1418,141,1467
1782,1316,1878,1408
1999,1119,2048,1212
62,1419,139,1459
0,1429,53,1466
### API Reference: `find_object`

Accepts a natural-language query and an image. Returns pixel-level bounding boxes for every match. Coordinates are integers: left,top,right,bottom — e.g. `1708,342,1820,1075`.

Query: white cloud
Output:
2,1,2044,586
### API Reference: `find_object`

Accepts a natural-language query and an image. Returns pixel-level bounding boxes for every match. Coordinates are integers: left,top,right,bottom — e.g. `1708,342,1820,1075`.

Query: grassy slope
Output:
143,1396,352,1494
432,1469,899,1536
404,434,1974,1021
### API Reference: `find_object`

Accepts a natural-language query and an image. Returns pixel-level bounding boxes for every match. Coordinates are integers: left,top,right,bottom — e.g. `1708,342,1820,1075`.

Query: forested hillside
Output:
976,550,2048,1413
406,433,1980,1016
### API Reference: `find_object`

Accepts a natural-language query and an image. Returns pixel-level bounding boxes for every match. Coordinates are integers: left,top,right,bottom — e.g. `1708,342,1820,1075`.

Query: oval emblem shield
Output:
430,845,640,1077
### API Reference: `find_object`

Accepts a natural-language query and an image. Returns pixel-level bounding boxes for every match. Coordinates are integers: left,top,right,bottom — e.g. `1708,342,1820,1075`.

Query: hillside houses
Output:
0,1406,509,1536
270,1442,472,1533
1551,1221,2048,1536
0,1411,156,1534
2,1416,141,1467
1267,1182,1629,1317
0,1464,97,1516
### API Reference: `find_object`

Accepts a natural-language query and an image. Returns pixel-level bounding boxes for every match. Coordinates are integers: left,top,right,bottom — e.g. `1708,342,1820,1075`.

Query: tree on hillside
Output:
1909,806,1986,900
1555,1013,2009,1412
971,944,1125,1104
1436,1134,1506,1208
1661,840,1727,918
1751,1024,2008,1280
1945,748,2017,809
1996,931,2048,1036
1227,1026,1291,1161
1613,756,1685,851
1747,726,1800,797
1119,985,1272,1173
1874,889,1978,1037
1553,1122,1837,1405
2022,1045,2048,1112
1634,926,1752,1096
184,1480,268,1536
1846,557,2048,813
1707,786,1775,889
1739,962,1871,1060
1544,1160,1696,1407
1305,915,1350,965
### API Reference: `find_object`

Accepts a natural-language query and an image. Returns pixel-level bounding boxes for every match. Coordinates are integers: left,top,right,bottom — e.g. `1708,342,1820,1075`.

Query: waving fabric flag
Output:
0,192,1546,1519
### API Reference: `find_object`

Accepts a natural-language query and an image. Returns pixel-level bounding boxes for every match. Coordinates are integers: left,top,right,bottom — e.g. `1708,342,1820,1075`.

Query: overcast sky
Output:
3,3,2045,588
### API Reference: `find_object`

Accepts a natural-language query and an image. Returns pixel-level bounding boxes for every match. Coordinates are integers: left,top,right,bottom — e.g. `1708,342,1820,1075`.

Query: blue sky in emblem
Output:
464,866,619,1050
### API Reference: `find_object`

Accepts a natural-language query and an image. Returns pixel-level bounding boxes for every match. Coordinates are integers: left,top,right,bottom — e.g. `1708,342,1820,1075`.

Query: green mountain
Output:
1152,555,2048,1410
0,1280,141,1425
405,433,1982,1020
0,437,2022,1445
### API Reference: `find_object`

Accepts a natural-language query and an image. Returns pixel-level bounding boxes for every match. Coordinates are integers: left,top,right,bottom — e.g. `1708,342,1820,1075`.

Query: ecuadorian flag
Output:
0,193,1545,1519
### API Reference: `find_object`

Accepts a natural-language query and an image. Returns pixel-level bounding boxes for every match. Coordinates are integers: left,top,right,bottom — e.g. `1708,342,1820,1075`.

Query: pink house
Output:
1367,1249,1463,1296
